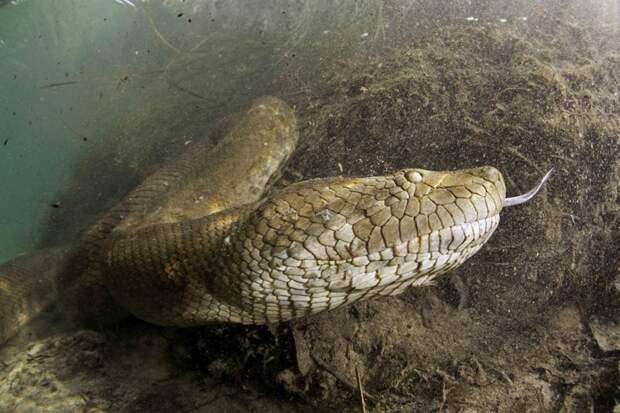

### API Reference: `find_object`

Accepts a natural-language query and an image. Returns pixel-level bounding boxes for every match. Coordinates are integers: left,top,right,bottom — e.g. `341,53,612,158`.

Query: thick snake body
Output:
105,166,505,325
0,96,547,342
57,96,298,323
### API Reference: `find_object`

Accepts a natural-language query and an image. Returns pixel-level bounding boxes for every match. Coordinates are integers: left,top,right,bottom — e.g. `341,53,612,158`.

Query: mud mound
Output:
0,323,312,413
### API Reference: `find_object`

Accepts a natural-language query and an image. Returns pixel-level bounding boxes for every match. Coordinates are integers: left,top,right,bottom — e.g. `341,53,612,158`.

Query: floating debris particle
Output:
40,81,78,89
114,0,136,7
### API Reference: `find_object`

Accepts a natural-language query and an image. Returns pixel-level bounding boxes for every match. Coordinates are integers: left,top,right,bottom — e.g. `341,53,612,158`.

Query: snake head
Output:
399,165,552,211
215,165,551,323
395,165,507,217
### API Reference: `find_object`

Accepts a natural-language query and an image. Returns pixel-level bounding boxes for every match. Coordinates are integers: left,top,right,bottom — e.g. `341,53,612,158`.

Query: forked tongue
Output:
503,169,553,207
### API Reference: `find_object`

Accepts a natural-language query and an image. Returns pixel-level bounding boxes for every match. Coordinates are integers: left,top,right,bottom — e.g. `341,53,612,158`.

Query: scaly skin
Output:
60,96,298,324
0,96,298,343
1,95,516,343
104,166,505,325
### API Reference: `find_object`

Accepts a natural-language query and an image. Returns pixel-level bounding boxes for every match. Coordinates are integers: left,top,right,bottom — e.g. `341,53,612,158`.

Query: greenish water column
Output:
0,0,145,263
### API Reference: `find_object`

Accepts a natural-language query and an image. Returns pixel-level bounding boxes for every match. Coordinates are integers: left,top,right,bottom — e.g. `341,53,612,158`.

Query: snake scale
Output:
0,97,550,341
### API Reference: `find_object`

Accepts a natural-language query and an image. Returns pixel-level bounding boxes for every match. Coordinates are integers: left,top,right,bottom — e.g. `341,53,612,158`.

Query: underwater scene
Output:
0,1,618,411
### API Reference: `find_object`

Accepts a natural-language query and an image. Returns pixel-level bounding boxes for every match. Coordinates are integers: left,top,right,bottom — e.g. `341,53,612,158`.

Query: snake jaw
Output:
503,169,553,207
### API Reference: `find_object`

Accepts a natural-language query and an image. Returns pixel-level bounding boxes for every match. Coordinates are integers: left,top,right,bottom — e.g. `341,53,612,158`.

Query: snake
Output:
0,96,551,342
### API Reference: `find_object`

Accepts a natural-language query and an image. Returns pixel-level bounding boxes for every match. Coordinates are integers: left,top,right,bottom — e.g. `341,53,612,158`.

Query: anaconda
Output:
0,96,551,342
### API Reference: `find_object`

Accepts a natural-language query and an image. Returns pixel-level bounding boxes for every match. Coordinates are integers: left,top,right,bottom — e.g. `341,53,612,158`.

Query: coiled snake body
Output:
0,97,549,341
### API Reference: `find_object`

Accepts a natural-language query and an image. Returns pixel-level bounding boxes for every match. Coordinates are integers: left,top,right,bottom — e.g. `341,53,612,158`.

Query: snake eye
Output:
405,170,423,183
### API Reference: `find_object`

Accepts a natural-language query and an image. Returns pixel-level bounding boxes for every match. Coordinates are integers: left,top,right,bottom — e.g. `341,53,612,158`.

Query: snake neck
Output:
103,206,257,325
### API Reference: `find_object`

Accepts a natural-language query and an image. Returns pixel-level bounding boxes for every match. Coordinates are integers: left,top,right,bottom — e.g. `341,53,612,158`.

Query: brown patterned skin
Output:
104,166,506,326
0,96,298,344
1,95,511,342
56,96,299,325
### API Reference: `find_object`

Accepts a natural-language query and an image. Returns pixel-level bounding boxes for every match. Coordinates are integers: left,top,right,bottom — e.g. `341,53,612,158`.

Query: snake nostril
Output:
479,166,501,182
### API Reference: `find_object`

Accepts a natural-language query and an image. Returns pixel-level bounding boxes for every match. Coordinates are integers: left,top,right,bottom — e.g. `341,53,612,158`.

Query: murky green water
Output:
0,1,150,261
0,0,386,262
